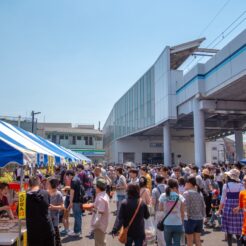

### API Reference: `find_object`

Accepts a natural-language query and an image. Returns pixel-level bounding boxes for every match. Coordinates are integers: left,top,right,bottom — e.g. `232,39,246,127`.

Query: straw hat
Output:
225,168,240,182
202,169,210,176
183,167,191,174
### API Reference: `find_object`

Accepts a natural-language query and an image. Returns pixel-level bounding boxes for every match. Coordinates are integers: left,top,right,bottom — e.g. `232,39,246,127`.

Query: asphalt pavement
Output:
61,201,228,246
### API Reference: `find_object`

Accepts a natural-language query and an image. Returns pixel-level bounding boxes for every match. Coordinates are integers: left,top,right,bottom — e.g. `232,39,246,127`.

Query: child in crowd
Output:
208,189,221,228
178,177,186,195
60,186,70,236
48,178,64,246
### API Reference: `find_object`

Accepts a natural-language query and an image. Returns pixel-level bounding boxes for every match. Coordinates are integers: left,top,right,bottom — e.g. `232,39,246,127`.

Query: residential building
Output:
37,123,104,163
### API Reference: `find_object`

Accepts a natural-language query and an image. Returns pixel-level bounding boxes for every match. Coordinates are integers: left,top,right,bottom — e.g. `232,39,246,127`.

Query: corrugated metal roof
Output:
43,127,103,135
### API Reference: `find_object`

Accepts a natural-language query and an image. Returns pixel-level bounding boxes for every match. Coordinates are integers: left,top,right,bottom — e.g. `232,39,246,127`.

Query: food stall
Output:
0,120,90,245
0,166,29,246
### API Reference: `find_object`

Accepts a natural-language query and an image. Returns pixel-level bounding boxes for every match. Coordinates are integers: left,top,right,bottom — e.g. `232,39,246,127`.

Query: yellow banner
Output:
48,156,55,175
18,191,26,220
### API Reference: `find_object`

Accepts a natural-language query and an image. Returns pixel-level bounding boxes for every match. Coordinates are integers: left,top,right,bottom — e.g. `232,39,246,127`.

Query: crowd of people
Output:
1,162,246,246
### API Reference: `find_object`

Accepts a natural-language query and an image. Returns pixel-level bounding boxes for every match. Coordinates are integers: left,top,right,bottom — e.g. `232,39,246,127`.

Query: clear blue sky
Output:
0,0,245,126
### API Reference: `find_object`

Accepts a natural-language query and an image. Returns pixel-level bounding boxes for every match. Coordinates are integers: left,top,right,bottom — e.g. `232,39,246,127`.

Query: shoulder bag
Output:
118,198,142,244
157,196,179,231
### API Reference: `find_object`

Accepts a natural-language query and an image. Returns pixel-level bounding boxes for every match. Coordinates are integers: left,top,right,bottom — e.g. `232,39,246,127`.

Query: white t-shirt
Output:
116,175,126,196
220,182,244,204
159,192,185,226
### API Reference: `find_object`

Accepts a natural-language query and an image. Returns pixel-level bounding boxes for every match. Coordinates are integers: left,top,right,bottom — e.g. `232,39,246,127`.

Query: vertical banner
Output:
18,191,26,220
48,156,54,175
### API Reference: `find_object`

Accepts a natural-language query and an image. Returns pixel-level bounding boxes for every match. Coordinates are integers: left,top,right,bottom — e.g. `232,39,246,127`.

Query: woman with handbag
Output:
111,183,150,246
159,178,185,246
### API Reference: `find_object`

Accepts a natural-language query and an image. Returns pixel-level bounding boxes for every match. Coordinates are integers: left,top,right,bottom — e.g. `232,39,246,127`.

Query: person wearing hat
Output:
207,189,221,228
217,168,244,246
91,177,110,246
202,168,213,220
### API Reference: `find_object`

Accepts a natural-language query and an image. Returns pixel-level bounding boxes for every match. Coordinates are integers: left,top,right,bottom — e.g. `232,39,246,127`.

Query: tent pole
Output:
18,166,24,246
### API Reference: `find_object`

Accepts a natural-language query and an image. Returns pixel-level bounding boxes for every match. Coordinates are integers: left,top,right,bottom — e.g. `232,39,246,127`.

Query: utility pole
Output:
31,111,41,133
17,116,21,127
98,121,101,131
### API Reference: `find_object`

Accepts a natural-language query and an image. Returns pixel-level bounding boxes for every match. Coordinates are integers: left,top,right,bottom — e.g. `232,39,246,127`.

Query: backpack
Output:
79,171,91,189
79,182,86,204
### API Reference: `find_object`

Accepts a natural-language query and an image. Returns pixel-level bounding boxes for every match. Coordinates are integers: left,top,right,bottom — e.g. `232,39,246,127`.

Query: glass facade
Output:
103,67,155,148
103,46,178,150
154,48,170,123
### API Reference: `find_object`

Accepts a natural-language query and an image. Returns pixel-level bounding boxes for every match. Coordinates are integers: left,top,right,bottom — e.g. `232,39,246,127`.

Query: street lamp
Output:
31,111,41,133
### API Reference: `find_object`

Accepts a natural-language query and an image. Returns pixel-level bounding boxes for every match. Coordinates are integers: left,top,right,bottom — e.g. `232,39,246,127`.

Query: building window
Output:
84,136,93,145
72,136,76,145
51,135,57,144
89,137,93,145
77,136,81,140
212,147,217,151
65,135,68,140
84,136,88,145
60,135,64,140
47,134,51,139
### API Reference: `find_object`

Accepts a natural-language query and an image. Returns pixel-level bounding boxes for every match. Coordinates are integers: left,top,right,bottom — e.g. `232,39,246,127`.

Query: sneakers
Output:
68,231,82,237
60,229,69,236
88,232,94,239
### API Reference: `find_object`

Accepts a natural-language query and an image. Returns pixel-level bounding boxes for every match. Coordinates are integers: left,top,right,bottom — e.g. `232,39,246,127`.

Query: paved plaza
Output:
61,201,227,246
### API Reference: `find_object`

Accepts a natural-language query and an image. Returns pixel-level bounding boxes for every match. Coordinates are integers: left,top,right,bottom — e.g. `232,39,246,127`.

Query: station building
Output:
103,30,246,167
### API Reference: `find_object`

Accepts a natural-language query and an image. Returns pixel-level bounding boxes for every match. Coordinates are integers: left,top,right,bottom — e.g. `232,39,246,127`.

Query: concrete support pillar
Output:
193,98,206,168
163,123,171,166
235,130,244,162
135,152,142,164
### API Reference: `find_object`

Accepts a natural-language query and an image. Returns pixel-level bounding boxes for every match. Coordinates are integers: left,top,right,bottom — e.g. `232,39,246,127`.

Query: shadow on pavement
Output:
61,236,82,243
202,230,212,235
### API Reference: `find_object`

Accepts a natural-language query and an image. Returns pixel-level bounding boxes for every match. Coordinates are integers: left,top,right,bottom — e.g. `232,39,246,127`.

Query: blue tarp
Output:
0,139,24,167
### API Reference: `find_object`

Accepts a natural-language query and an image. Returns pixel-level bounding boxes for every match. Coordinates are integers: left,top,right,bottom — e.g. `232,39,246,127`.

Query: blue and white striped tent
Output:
0,133,36,168
0,120,91,167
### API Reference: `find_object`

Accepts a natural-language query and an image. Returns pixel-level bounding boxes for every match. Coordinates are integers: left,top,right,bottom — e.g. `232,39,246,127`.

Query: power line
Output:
183,1,232,72
198,0,232,37
205,11,246,48
211,17,246,48
183,11,246,72
196,14,246,64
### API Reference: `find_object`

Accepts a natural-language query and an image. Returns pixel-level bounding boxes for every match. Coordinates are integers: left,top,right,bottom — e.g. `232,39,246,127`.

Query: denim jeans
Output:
116,194,126,211
164,225,183,246
209,211,221,225
73,203,82,233
125,237,144,246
